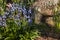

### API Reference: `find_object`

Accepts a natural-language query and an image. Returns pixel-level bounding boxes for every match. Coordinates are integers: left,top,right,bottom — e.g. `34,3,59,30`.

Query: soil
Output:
34,28,60,40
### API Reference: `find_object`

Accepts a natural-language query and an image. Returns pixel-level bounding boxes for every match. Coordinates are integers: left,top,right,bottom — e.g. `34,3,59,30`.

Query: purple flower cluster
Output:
0,15,6,26
0,3,33,26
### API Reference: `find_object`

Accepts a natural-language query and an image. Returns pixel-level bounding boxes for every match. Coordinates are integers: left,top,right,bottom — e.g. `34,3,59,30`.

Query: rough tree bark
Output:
32,0,59,27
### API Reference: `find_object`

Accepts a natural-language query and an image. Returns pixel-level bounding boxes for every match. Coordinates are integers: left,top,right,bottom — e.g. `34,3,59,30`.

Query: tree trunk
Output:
32,0,59,26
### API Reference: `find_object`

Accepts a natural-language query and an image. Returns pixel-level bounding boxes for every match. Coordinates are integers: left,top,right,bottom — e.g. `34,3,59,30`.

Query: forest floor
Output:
35,32,60,40
34,24,60,40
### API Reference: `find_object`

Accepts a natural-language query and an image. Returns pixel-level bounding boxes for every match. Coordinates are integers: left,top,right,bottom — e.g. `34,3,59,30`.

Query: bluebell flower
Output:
12,3,18,10
2,19,6,22
28,8,32,14
10,7,15,12
22,10,27,15
2,22,6,26
13,6,17,10
22,6,27,15
28,19,32,24
23,6,26,10
24,15,30,19
13,3,19,9
2,22,5,24
2,15,7,19
18,9,22,13
27,8,32,17
4,12,9,16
